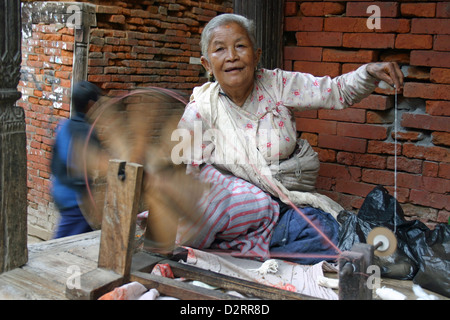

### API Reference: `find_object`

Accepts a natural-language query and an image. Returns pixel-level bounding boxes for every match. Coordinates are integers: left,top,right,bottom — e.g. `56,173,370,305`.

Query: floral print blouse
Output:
178,65,377,168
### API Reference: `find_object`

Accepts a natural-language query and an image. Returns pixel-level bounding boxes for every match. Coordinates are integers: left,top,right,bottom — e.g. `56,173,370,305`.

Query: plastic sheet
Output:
337,185,450,298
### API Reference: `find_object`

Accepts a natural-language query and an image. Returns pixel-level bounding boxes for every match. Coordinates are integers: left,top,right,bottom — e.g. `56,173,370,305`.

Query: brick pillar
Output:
0,0,28,273
234,0,284,69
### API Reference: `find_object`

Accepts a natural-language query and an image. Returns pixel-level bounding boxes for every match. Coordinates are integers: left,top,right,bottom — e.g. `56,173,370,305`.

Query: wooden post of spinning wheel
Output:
66,160,143,300
338,227,398,300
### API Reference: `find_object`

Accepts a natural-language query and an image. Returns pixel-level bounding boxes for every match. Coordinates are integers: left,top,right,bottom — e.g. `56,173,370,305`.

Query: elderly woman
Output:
177,14,403,263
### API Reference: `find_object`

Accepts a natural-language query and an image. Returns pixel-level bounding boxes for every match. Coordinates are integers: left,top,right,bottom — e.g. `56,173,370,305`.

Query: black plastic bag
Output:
406,222,450,298
337,185,450,298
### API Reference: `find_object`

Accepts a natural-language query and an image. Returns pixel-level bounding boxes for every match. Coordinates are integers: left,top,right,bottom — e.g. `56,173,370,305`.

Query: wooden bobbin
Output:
367,227,397,257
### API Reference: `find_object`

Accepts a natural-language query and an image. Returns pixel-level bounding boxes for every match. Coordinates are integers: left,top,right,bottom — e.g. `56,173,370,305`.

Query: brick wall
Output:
88,0,232,95
285,1,449,227
19,21,75,239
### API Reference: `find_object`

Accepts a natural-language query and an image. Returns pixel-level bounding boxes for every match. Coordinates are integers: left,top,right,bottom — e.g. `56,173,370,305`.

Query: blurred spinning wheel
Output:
76,87,208,250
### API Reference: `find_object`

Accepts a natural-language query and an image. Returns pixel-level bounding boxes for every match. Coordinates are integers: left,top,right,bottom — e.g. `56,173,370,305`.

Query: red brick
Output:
343,33,395,49
87,74,111,82
375,19,410,34
335,180,375,198
300,132,318,146
337,152,387,169
296,32,342,47
323,17,369,33
296,118,336,135
318,134,367,153
322,49,377,63
108,15,126,24
432,132,450,147
88,58,108,67
332,192,365,211
387,156,422,174
352,94,393,110
319,163,352,180
385,186,410,204
97,5,123,14
285,17,323,31
294,109,318,119
42,34,62,41
404,82,450,100
395,34,432,50
284,46,322,61
300,2,345,17
314,147,337,162
402,143,450,162
284,60,292,70
316,176,333,191
401,113,449,132
430,68,450,84
362,169,394,185
423,176,450,194
439,162,450,179
367,140,399,155
367,110,394,124
401,3,436,18
426,100,450,116
411,18,450,35
434,35,450,51
349,167,362,181
293,61,341,77
436,2,450,18
347,2,399,17
342,63,363,74
410,50,450,68
410,189,450,210
392,131,424,142
285,2,298,16
397,172,423,190
423,161,439,177
318,108,366,123
337,122,388,140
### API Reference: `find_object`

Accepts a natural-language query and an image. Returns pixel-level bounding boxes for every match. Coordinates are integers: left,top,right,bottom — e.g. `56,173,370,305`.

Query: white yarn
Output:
317,276,339,289
412,284,438,300
376,286,406,300
248,259,279,275
393,86,398,233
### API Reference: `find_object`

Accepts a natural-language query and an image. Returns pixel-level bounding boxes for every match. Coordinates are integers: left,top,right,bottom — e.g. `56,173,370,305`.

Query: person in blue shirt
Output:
51,81,102,238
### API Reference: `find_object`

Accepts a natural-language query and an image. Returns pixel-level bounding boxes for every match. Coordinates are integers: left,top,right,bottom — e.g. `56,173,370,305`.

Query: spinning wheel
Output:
77,88,209,250
69,86,403,301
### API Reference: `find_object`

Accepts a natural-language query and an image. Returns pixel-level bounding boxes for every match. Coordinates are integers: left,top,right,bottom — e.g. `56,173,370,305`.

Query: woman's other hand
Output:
366,62,404,91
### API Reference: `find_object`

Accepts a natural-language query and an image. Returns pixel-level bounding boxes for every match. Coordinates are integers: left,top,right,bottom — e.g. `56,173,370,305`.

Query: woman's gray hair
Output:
200,13,257,61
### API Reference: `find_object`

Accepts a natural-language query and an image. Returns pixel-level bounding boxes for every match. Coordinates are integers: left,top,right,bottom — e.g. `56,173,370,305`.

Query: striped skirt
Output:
177,164,280,260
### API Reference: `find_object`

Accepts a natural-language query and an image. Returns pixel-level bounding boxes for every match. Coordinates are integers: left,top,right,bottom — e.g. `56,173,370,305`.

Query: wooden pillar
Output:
0,0,28,273
70,3,97,118
233,0,284,70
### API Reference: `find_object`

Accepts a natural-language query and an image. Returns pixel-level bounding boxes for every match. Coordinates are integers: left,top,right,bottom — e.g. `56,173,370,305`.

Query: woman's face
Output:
201,22,261,96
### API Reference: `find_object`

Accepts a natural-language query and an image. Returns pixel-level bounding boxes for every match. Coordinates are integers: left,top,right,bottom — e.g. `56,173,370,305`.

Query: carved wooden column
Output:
0,0,28,273
234,0,284,69
70,3,97,117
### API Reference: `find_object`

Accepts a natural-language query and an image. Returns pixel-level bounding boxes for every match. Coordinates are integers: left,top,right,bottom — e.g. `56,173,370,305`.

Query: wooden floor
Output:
0,231,100,300
0,230,447,300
